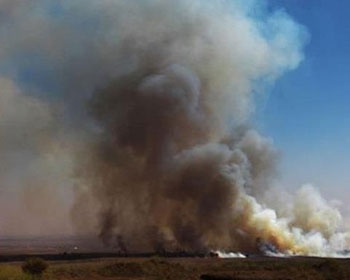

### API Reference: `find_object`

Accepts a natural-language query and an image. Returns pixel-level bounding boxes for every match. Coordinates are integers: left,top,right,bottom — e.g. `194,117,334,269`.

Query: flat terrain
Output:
0,256,349,280
0,237,349,279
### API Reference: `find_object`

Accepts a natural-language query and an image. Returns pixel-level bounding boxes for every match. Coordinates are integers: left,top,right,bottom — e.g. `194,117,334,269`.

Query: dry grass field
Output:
0,256,349,280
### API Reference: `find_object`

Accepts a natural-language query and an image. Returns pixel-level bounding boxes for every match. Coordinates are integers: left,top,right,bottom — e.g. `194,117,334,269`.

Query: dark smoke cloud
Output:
70,0,303,253
0,0,349,256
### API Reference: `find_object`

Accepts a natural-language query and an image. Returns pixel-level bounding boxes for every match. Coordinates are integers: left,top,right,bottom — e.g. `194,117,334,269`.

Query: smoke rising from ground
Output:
0,0,349,256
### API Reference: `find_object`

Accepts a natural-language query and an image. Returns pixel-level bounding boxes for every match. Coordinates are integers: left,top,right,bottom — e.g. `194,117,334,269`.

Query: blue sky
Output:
259,0,350,198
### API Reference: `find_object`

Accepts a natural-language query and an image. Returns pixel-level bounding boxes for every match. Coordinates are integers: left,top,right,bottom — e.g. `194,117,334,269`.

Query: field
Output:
0,238,349,280
0,256,349,280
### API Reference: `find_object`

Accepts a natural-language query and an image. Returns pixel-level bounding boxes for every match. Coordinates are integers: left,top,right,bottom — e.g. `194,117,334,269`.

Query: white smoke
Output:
215,251,246,258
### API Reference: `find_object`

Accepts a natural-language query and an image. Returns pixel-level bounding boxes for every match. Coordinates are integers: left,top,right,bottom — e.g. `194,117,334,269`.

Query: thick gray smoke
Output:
70,0,303,253
0,0,349,256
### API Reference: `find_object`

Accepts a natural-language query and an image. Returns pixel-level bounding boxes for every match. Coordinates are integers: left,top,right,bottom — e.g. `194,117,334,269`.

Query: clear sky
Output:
258,0,350,201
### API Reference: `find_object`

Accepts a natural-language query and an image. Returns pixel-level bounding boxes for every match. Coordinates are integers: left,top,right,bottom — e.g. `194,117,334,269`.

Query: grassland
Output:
0,256,349,280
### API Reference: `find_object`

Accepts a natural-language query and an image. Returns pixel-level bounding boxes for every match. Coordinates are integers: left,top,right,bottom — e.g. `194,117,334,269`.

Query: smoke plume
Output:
0,0,349,256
